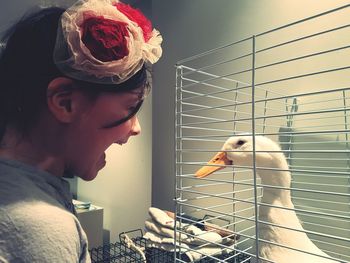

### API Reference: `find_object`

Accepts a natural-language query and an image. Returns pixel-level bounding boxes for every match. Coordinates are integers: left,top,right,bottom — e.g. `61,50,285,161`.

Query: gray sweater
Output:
0,158,90,263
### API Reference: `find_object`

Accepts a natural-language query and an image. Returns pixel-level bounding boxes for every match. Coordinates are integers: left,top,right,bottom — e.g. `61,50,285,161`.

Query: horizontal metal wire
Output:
176,4,350,65
312,238,350,253
176,36,253,65
179,123,350,135
177,70,251,91
182,177,350,194
255,65,350,88
256,236,346,262
174,242,237,263
179,25,350,80
177,86,350,114
179,86,290,111
175,226,246,257
176,162,350,180
181,44,350,90
179,94,350,116
177,149,350,156
295,95,350,107
256,23,350,55
177,108,350,127
295,205,350,220
177,171,350,197
177,139,350,148
180,55,253,78
176,128,350,139
178,112,350,130
178,192,350,224
179,188,259,204
256,4,350,37
180,89,236,103
178,209,348,261
183,178,350,194
256,43,350,73
180,105,286,117
178,64,350,94
176,200,350,244
293,196,350,207
178,80,278,105
179,75,290,105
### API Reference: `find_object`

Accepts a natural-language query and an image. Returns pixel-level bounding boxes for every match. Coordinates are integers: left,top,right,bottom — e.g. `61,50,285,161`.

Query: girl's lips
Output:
117,140,127,145
98,153,106,168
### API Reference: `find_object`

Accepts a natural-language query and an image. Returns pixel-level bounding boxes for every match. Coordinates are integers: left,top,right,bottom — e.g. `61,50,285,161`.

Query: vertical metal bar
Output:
342,90,350,169
174,65,183,262
342,91,350,209
174,65,178,262
179,66,185,261
262,90,269,134
286,97,298,166
251,35,260,261
233,82,239,133
232,83,238,262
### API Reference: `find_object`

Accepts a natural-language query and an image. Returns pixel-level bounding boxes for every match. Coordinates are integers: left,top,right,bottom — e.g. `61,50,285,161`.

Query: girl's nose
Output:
130,116,141,136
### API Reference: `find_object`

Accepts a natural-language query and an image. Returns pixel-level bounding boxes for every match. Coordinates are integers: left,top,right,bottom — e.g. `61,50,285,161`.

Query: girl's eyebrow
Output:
101,118,128,129
129,88,146,99
100,100,143,129
125,90,143,100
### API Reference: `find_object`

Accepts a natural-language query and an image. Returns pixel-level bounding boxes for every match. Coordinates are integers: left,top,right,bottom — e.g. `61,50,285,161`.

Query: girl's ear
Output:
46,77,88,123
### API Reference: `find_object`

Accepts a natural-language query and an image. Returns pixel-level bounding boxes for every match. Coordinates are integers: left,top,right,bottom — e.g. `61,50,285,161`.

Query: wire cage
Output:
89,229,250,263
89,229,173,263
175,4,350,263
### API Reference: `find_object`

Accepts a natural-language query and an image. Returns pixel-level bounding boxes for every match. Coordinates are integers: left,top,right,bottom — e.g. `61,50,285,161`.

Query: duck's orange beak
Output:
195,151,232,178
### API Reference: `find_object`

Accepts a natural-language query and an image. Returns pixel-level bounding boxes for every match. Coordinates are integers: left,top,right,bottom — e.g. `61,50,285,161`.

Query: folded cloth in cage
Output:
145,219,229,245
148,207,177,228
147,207,230,245
144,230,236,262
148,207,239,240
145,219,185,239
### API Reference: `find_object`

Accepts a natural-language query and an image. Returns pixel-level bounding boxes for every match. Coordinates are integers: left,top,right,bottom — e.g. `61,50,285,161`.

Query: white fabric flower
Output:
54,0,162,84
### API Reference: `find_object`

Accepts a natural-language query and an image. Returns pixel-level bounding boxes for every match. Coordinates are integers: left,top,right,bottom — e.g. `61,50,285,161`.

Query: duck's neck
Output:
258,158,293,207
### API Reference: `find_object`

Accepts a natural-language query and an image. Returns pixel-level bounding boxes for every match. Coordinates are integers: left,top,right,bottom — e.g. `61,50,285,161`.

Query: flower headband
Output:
53,0,162,84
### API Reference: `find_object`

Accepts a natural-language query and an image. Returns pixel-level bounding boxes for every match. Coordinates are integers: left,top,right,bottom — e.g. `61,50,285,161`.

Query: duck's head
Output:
195,135,285,178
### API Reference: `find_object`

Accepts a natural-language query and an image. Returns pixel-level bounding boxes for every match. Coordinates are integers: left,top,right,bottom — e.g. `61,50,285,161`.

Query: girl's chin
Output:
80,170,99,181
98,153,107,168
77,154,107,181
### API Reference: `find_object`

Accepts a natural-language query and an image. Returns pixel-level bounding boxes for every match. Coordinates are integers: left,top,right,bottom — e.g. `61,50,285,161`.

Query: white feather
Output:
221,135,339,263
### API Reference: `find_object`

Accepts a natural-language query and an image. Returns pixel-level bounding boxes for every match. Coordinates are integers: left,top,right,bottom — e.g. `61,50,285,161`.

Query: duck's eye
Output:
237,140,246,146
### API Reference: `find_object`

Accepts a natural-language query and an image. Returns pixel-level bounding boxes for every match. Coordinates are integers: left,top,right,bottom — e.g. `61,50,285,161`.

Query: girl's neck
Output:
0,127,64,177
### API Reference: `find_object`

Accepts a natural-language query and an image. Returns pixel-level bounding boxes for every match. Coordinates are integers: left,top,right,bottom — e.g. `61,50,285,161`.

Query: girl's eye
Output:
128,106,137,114
101,100,143,129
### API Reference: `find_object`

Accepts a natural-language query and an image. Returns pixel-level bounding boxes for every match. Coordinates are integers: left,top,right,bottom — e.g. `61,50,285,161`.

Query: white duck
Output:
195,135,338,263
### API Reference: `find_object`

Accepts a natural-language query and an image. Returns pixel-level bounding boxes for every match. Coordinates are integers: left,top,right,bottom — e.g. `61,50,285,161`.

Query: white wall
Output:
0,0,74,35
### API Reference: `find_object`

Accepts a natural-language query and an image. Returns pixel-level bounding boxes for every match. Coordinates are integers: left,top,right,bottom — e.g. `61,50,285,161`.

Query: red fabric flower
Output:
81,15,129,62
115,3,153,42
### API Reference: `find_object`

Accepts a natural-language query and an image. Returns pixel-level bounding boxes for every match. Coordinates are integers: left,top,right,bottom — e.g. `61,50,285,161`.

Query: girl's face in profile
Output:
64,87,143,181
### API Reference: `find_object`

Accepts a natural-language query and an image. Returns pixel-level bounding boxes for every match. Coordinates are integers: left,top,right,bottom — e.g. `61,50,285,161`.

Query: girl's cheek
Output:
122,120,134,133
111,121,133,136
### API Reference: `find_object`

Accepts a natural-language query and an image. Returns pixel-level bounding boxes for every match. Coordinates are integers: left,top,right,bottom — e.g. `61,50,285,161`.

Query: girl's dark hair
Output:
0,7,148,141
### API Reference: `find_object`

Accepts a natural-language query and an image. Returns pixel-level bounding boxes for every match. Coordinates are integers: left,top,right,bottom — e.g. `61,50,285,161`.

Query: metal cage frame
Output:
175,4,350,263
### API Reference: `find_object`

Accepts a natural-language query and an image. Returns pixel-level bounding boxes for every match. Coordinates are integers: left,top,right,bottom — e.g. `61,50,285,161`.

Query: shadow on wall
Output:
103,229,110,245
0,0,151,37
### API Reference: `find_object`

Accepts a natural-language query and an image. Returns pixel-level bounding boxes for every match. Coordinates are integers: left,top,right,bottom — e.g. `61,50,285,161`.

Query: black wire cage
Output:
89,229,250,263
89,236,173,263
